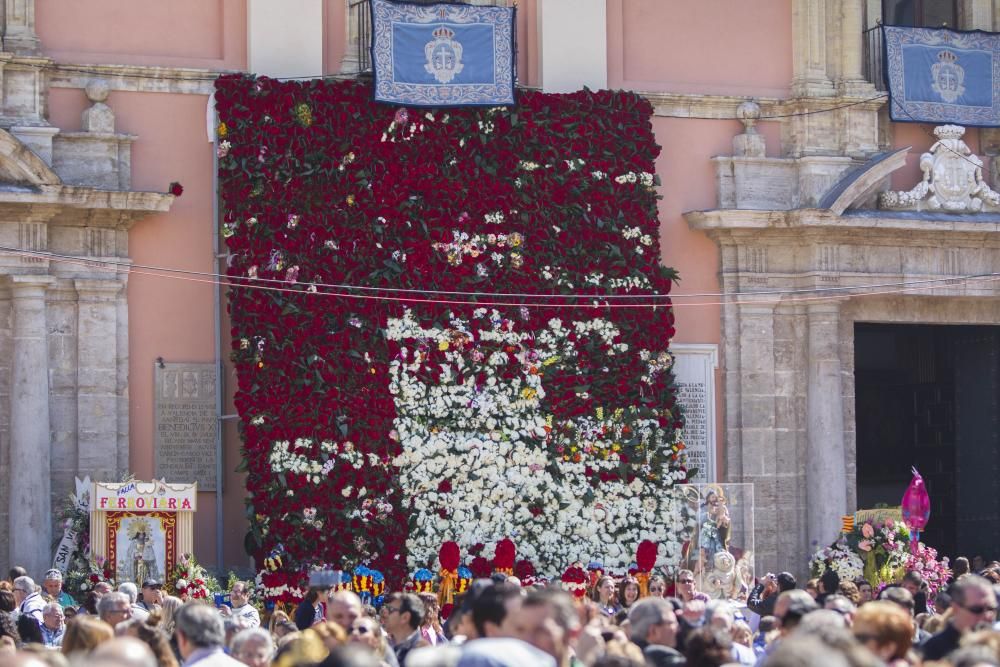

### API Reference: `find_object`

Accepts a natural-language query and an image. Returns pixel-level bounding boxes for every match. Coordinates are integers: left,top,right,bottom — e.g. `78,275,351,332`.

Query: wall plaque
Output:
154,363,218,490
672,344,719,483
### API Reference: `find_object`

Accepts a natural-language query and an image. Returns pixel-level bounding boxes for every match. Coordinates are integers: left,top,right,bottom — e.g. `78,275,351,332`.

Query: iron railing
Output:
863,24,886,91
349,0,514,75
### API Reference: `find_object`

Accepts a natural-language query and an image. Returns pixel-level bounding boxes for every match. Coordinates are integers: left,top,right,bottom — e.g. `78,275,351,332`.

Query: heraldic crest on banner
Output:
371,0,516,107
883,25,1000,126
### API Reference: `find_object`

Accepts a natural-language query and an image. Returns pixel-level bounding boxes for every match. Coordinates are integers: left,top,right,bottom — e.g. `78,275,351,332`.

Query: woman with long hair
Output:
617,577,640,610
591,576,620,617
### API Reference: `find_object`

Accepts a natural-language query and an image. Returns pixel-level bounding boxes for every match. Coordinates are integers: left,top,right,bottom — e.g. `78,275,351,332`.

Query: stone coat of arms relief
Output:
880,125,1000,213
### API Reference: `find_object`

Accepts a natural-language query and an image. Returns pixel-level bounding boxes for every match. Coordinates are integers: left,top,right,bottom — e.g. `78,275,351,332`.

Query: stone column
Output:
837,0,872,96
8,274,54,576
806,302,848,551
792,0,835,97
340,0,362,75
2,0,40,54
75,279,122,480
958,0,993,30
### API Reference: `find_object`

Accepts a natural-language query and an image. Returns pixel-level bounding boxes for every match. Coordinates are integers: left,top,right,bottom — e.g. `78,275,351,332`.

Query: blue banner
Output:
883,24,1000,127
371,0,516,107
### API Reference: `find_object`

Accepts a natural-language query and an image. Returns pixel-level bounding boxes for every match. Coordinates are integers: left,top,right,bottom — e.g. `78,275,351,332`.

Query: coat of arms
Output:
930,50,965,104
424,25,464,84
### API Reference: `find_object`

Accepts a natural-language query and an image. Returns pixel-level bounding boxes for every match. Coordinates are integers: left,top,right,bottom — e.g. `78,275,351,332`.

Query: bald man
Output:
326,590,363,630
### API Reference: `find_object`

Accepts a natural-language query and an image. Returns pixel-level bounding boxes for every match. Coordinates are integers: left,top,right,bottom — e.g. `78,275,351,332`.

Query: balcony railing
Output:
345,0,514,75
863,24,886,91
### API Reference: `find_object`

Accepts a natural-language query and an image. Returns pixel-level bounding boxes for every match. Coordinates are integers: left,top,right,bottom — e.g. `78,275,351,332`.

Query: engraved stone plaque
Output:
672,344,719,483
154,363,218,490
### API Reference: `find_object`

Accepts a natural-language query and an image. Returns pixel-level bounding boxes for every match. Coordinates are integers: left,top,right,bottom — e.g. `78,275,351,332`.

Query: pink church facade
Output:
1,0,995,577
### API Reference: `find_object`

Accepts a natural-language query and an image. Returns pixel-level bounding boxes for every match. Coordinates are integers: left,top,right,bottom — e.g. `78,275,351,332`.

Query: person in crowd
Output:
824,595,857,627
61,616,114,657
804,579,820,599
221,581,260,629
816,570,840,607
933,590,952,616
0,588,15,614
79,592,100,616
837,582,862,608
508,589,584,667
17,613,43,645
273,620,299,643
224,618,250,650
0,612,19,656
683,627,732,667
647,575,667,598
706,602,755,665
469,582,522,639
676,598,706,652
748,573,796,618
627,597,683,666
116,617,179,667
7,567,27,585
732,620,754,652
851,600,912,667
676,570,709,604
854,579,873,604
617,577,640,612
753,616,778,658
269,610,291,635
13,576,45,625
593,576,620,617
40,602,66,647
954,557,971,579
97,592,133,628
921,574,997,660
296,571,336,630
417,593,446,646
231,628,274,667
327,591,363,634
42,570,76,609
973,556,986,573
117,583,150,622
774,589,819,636
348,617,391,665
900,571,928,615
90,636,159,667
878,585,929,644
137,579,162,614
383,592,424,665
175,602,244,667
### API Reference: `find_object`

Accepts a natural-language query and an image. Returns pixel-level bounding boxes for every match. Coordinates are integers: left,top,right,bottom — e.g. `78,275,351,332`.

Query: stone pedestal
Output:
7,274,54,577
2,0,40,55
805,303,848,557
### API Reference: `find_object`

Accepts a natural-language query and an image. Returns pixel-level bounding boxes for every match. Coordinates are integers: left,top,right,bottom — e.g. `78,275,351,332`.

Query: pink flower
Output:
858,540,873,552
861,523,874,538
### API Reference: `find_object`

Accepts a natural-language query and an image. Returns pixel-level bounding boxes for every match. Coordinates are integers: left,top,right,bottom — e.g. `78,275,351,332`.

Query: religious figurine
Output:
123,519,159,584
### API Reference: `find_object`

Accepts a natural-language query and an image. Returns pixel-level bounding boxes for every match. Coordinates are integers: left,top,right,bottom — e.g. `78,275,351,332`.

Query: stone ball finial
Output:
736,99,761,134
85,80,110,104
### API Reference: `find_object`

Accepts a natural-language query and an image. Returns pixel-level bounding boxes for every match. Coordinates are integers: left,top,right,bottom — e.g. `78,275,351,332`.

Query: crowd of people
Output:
3,557,1000,667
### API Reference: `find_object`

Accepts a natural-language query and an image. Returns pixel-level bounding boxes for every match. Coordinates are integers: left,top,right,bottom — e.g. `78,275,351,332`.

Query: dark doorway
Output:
855,324,1000,561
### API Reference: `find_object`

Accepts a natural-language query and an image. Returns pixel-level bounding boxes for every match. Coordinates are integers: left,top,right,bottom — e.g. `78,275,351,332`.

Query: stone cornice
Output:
686,208,1000,242
46,62,224,95
0,186,174,227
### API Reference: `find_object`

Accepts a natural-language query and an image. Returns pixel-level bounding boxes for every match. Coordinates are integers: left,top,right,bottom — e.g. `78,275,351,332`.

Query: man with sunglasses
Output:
921,575,997,661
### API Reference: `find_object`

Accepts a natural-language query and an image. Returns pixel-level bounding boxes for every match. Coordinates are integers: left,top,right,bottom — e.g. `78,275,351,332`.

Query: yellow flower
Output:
612,443,622,452
438,340,450,351
521,387,537,400
346,194,355,206
217,122,228,138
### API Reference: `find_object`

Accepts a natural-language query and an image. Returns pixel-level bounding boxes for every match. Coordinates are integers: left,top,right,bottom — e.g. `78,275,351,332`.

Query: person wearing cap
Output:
42,569,77,609
138,578,163,613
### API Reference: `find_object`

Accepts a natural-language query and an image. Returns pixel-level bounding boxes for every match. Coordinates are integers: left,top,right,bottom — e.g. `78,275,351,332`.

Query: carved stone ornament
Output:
879,125,1000,212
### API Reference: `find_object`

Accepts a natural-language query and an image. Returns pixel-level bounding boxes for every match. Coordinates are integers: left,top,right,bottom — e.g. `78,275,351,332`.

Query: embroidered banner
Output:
371,0,516,107
883,24,1000,127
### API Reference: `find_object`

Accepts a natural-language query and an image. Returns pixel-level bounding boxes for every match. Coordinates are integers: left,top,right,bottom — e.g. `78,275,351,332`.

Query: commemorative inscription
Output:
154,363,218,490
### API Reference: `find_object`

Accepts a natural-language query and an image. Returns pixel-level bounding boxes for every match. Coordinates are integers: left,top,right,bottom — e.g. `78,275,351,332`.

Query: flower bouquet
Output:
65,556,116,599
168,553,218,601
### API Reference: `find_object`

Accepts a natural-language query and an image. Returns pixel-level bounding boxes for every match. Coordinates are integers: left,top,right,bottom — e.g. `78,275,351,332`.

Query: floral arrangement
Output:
169,553,218,601
66,557,116,598
215,75,688,589
810,517,950,597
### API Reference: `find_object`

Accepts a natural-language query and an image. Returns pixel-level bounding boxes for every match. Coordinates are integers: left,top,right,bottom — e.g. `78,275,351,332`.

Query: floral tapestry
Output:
215,75,689,595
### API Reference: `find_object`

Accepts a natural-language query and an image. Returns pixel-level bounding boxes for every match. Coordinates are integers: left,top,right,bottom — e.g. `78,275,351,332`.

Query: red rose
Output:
168,181,184,197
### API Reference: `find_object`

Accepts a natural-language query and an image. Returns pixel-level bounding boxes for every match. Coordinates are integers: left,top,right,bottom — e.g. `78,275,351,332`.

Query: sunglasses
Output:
649,587,665,593
385,606,401,614
351,626,372,635
962,604,997,614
